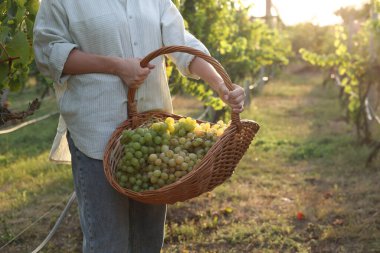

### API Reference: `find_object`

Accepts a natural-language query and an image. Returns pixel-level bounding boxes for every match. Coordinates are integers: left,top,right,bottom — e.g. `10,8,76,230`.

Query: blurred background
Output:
1,0,379,252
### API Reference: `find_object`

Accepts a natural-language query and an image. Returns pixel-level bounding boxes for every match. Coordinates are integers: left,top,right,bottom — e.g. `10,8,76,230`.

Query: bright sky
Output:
244,0,369,26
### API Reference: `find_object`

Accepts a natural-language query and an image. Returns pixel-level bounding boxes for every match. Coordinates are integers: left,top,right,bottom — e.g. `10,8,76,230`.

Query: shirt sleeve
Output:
160,0,210,80
33,0,78,85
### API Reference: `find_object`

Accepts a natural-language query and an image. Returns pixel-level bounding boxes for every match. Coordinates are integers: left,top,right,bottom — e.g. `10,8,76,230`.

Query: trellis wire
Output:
0,112,58,135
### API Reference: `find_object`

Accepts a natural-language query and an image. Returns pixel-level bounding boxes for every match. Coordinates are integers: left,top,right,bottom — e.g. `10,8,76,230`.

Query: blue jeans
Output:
67,133,166,253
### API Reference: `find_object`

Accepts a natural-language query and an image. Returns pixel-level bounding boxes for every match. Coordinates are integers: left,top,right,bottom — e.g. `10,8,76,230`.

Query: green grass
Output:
0,69,379,252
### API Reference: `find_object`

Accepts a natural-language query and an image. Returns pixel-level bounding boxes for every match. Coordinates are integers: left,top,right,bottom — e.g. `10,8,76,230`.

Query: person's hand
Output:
216,82,245,113
115,58,155,88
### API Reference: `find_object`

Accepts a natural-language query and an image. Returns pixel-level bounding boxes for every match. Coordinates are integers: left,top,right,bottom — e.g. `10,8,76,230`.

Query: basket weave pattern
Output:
103,46,259,204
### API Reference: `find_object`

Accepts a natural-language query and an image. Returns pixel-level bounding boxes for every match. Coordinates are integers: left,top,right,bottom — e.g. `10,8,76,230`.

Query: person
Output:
33,0,245,252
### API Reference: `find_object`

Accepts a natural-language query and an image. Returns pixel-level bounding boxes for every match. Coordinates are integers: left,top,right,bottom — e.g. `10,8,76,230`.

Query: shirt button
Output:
129,15,133,19
133,42,138,46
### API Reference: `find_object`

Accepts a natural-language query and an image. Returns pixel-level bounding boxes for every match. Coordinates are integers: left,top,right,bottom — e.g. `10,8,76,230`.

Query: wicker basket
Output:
103,46,260,204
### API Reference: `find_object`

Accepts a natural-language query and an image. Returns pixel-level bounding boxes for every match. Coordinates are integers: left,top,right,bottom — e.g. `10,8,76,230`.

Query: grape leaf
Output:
26,0,39,16
15,0,26,7
0,27,10,43
6,31,31,65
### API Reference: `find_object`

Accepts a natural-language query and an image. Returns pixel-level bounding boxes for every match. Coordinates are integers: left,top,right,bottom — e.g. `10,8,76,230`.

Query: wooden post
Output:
1,89,9,107
266,0,272,28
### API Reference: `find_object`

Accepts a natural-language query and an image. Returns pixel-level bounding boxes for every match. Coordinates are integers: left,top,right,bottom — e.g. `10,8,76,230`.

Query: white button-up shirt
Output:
33,0,209,162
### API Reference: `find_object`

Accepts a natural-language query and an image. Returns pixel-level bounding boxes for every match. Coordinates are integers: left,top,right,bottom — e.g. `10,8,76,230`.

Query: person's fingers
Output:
229,94,245,104
217,83,229,101
228,85,244,98
229,88,244,99
147,63,155,69
232,104,244,113
141,68,151,75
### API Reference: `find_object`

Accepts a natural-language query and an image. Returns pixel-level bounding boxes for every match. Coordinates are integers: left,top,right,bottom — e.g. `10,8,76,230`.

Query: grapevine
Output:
300,0,380,164
1,0,42,125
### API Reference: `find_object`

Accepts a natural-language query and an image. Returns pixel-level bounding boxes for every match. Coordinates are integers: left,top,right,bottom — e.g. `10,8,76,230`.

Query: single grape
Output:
149,154,158,163
153,170,161,178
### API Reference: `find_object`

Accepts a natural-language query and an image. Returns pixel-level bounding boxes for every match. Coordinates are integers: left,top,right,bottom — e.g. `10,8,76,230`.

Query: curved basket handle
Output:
127,45,241,128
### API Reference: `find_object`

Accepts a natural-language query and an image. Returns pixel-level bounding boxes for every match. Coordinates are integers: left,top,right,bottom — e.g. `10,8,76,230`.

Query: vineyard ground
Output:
0,68,379,252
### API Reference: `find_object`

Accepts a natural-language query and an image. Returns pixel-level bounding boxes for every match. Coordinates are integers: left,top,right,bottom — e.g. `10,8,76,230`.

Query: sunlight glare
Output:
245,0,368,26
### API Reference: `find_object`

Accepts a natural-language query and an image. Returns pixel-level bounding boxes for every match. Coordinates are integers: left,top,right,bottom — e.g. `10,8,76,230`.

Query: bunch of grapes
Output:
115,117,228,192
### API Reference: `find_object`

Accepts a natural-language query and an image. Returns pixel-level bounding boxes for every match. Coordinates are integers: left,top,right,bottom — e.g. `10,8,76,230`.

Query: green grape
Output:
157,179,165,187
131,142,141,150
161,145,170,153
136,128,145,135
131,134,140,142
184,141,192,149
135,151,143,159
151,123,161,132
153,170,161,177
139,158,146,167
159,122,168,132
141,146,149,154
131,158,139,167
125,151,133,160
135,179,142,186
169,174,176,181
149,147,155,154
168,159,176,167
144,133,153,143
170,138,179,146
184,122,195,132
150,176,158,184
165,150,174,158
175,156,184,165
129,177,136,184
162,157,170,164
174,171,182,178
160,172,169,180
149,154,158,163
180,162,188,171
155,146,162,153
154,159,162,166
204,140,212,147
189,153,197,160
119,165,127,172
142,175,149,182
120,175,128,183
126,167,135,173
154,136,162,145
178,128,186,137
